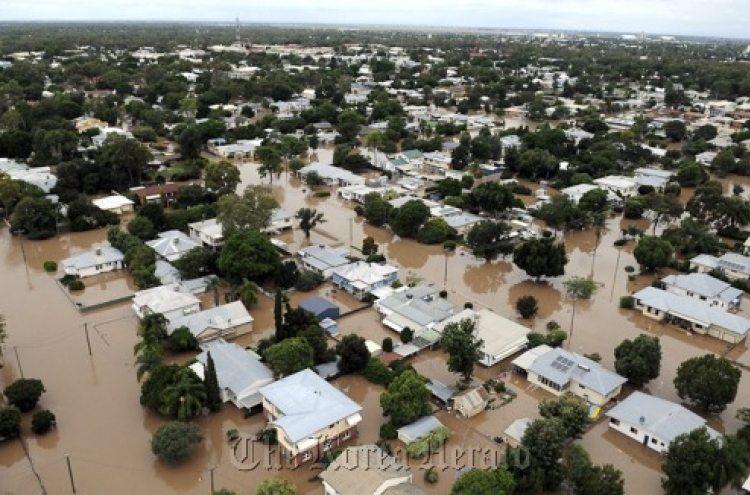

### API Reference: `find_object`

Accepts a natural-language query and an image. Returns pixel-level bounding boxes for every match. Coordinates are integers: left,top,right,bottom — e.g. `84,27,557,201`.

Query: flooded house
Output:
188,218,224,250
297,244,351,278
259,369,362,467
633,286,750,345
593,175,638,198
166,301,254,342
320,445,423,495
298,162,365,187
503,417,533,448
512,346,626,407
265,209,294,234
130,183,181,206
131,283,201,320
146,230,203,262
375,285,455,334
633,167,674,192
190,339,273,413
91,195,135,214
560,183,601,204
605,391,721,454
298,296,340,320
434,308,530,367
690,252,750,283
331,261,399,300
397,416,445,445
61,246,124,278
660,272,743,311
449,386,491,418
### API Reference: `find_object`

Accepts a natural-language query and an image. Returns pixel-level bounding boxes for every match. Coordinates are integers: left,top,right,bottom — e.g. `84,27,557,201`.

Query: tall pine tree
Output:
204,352,222,413
274,290,284,341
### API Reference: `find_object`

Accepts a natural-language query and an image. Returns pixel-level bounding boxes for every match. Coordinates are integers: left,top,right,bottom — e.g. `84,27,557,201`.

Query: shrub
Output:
68,280,85,291
361,357,394,386
545,329,568,348
515,295,538,319
406,426,450,458
43,261,57,272
59,274,78,286
624,265,635,273
365,253,386,263
391,280,403,289
382,337,394,353
256,428,278,445
31,410,56,435
226,428,240,442
439,290,448,298
400,327,414,343
294,269,324,291
464,302,474,309
151,422,203,463
527,332,546,348
620,295,635,309
379,422,398,440
443,240,457,251
613,239,627,247
0,408,21,439
584,352,602,363
167,326,199,352
376,440,393,455
314,190,331,198
425,466,439,483
4,378,45,412
354,205,364,216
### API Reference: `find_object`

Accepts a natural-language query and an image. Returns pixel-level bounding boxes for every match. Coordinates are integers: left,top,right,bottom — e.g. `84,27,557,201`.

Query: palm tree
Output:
134,313,168,355
204,276,226,307
713,434,750,490
233,278,260,309
159,368,207,420
295,208,326,238
135,344,163,382
363,131,384,169
563,277,598,350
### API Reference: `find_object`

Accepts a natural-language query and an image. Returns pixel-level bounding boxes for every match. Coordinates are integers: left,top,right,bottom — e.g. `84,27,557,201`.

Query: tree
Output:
674,354,741,413
204,352,222,413
97,134,151,188
614,335,661,388
633,236,673,272
417,217,450,245
151,421,203,464
662,428,721,495
217,185,279,238
4,378,45,412
31,409,56,435
265,338,314,378
467,182,517,217
676,162,708,187
337,334,371,374
466,221,514,262
178,126,203,159
579,188,608,213
516,295,538,319
0,408,21,439
390,200,430,238
218,230,281,285
642,193,683,233
562,276,597,344
303,170,325,187
363,192,390,227
127,216,156,241
204,276,225,307
159,368,207,420
519,418,567,492
713,433,750,491
204,160,240,196
440,318,483,383
274,290,285,341
299,326,333,365
140,364,181,411
135,345,163,382
380,369,431,426
450,467,515,495
167,326,199,352
256,478,297,495
295,208,325,238
234,278,261,309
256,146,283,183
538,396,589,439
564,444,624,495
362,236,378,256
10,196,58,239
513,238,568,281
664,120,687,142
172,247,215,279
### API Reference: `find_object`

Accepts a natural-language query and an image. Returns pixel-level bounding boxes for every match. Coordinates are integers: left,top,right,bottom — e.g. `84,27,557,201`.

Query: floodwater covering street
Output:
1,153,749,494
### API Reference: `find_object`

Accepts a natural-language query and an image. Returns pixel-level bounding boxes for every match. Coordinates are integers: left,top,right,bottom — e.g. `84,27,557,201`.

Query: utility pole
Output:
66,454,76,493
14,346,23,378
207,465,217,494
83,323,92,356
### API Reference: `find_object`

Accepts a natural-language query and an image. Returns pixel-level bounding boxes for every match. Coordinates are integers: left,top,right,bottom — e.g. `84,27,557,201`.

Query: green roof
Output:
401,149,424,160
391,157,409,167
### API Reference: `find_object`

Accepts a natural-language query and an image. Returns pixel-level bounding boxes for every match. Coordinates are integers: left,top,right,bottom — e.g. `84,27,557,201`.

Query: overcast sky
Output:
4,0,749,39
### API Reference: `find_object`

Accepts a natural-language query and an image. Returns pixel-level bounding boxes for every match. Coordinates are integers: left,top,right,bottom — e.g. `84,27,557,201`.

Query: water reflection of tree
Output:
507,280,562,320
386,239,439,270
463,260,513,294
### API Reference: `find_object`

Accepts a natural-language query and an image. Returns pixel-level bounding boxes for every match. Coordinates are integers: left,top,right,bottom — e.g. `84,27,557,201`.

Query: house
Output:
146,230,203,262
61,246,124,278
690,252,750,282
265,209,294,233
167,301,254,342
0,160,57,193
565,128,594,145
696,151,718,167
188,218,224,250
443,212,485,236
375,285,455,334
513,346,626,406
92,195,135,214
331,262,399,300
450,386,491,418
633,167,674,192
503,417,533,448
320,445,423,495
426,379,458,406
560,184,601,204
606,391,721,454
298,162,365,187
297,244,351,278
660,273,743,311
259,369,362,467
132,283,201,320
593,176,638,198
421,151,452,176
397,416,445,445
632,287,750,345
298,296,340,320
154,260,181,285
129,183,181,206
435,309,530,367
191,339,273,411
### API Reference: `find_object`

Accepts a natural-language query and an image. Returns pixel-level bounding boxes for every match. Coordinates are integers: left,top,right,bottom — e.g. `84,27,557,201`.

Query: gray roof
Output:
378,286,455,328
634,167,674,179
319,445,415,494
503,417,533,444
154,260,181,285
717,252,750,275
196,339,273,406
606,391,720,444
146,230,202,260
259,368,362,444
528,348,626,396
443,212,483,229
299,162,365,185
634,287,750,336
426,379,458,403
397,416,445,443
270,208,292,223
62,246,124,270
298,296,338,317
167,301,253,337
132,283,200,314
298,244,351,272
661,273,743,305
690,254,719,270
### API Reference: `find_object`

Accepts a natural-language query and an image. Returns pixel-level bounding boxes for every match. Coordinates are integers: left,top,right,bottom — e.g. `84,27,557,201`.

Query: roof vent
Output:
95,248,102,255
578,364,590,372
639,416,645,425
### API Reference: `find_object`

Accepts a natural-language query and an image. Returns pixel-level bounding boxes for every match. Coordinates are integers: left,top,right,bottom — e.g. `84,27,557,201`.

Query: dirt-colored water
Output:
1,160,749,494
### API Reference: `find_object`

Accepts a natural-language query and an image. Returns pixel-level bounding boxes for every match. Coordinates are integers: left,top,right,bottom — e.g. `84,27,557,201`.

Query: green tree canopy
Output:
633,236,673,272
513,238,568,281
337,334,371,374
450,467,515,495
538,396,590,439
151,421,203,464
440,317,484,382
256,478,297,495
218,230,281,285
674,354,741,413
217,185,279,238
4,378,45,412
380,369,431,426
265,338,314,378
390,200,430,238
662,427,722,495
466,220,514,262
204,160,241,196
614,335,661,388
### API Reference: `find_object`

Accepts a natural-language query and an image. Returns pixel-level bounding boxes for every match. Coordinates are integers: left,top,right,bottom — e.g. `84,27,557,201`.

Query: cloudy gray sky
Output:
4,0,749,39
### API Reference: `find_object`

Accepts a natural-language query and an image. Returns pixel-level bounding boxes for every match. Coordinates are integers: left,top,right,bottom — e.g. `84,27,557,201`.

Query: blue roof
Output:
299,296,338,316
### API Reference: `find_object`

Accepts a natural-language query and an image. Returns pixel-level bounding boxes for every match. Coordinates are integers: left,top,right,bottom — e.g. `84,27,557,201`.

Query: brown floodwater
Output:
1,161,749,495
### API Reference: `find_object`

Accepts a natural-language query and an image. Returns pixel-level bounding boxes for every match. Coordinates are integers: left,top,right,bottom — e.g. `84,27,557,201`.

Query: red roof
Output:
132,183,181,198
